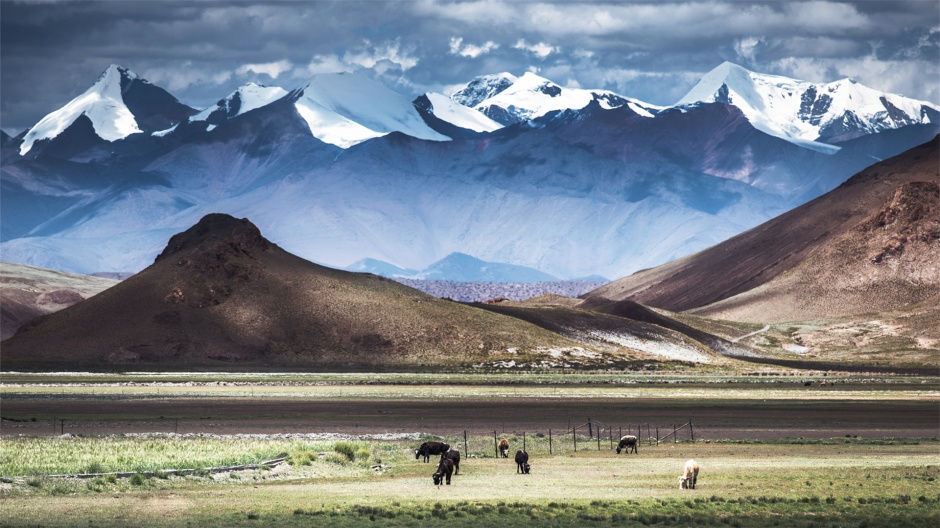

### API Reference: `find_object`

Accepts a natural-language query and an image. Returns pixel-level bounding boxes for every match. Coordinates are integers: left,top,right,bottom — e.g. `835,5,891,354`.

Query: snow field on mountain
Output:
189,83,288,122
678,62,937,147
424,92,503,132
293,72,449,147
20,66,142,155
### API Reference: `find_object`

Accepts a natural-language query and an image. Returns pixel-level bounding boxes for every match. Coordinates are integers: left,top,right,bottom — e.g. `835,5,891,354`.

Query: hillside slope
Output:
0,261,118,340
586,136,940,321
2,214,594,370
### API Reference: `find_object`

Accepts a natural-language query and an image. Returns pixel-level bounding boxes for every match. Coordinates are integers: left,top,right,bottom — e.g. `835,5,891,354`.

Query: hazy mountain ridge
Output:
2,63,937,282
1,214,694,371
586,135,940,323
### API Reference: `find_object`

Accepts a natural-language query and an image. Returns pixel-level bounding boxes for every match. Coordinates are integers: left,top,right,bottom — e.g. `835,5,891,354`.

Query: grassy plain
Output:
1,373,938,526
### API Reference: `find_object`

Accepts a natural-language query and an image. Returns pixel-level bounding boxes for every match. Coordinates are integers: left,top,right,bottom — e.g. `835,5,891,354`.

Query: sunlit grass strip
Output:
0,436,341,477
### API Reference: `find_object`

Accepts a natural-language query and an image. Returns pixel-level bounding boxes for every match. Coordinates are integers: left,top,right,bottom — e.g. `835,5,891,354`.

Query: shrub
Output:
323,453,349,466
84,461,105,474
333,442,357,461
246,511,259,520
129,473,148,486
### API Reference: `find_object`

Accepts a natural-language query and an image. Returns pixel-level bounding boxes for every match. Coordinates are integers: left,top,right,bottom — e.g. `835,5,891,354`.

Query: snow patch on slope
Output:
294,72,450,148
424,93,503,132
190,83,288,122
581,330,714,363
20,65,142,155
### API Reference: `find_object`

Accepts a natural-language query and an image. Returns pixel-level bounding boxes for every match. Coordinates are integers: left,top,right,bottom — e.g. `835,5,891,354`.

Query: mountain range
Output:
586,135,940,323
3,137,935,370
2,63,937,282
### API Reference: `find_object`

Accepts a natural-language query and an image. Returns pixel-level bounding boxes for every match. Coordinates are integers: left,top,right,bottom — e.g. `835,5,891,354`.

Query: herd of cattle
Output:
415,435,698,489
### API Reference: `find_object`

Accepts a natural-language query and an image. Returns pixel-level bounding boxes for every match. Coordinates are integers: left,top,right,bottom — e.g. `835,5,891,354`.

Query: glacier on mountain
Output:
677,61,939,148
292,72,450,148
2,63,937,282
19,65,142,155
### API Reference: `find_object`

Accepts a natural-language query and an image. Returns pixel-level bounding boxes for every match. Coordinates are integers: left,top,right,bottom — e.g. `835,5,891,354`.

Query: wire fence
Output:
430,420,696,460
6,417,696,459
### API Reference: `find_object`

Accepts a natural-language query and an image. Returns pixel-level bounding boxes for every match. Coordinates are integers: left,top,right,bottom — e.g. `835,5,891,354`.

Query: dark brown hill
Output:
586,136,940,322
1,214,582,371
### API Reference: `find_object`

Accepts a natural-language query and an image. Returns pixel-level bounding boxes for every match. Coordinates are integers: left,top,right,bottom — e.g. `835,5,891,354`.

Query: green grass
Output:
1,439,938,526
0,436,332,476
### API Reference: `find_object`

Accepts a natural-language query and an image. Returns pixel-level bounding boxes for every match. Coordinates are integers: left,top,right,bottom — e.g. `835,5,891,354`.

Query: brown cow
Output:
499,438,510,458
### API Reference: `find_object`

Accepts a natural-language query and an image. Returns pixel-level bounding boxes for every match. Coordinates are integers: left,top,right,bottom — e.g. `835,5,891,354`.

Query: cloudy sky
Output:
2,0,938,135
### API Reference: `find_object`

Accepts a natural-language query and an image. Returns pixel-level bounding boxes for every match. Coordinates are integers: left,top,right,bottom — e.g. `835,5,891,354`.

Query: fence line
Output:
18,418,696,454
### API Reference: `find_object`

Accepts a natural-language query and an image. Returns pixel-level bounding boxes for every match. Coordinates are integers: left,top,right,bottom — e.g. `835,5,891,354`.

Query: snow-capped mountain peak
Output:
20,65,143,155
189,82,288,124
292,72,451,148
677,61,939,146
458,71,662,125
450,72,518,107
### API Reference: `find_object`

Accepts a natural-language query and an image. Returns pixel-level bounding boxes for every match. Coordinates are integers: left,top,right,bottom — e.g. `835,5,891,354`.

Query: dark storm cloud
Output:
2,1,938,135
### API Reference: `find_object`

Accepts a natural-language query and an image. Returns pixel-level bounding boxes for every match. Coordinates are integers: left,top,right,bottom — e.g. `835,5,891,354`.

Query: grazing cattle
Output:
514,449,530,474
415,441,451,462
433,458,454,486
679,459,699,489
498,439,510,458
441,449,461,475
616,435,638,454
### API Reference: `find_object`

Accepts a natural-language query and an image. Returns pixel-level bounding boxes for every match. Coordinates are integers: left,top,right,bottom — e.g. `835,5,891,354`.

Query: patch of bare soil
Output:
2,396,936,440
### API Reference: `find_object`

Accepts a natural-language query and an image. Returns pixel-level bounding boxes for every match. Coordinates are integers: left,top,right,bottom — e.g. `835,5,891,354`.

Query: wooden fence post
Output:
689,420,695,442
588,418,592,439
494,431,498,457
549,429,552,455
609,428,612,449
523,432,526,452
464,430,468,457
656,427,659,446
673,424,677,444
573,428,577,452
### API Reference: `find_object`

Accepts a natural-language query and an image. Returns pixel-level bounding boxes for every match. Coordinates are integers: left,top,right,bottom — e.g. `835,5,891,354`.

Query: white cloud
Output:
236,60,292,79
299,54,350,77
449,37,499,58
770,55,939,103
344,39,419,71
734,37,762,62
142,63,232,91
514,39,557,59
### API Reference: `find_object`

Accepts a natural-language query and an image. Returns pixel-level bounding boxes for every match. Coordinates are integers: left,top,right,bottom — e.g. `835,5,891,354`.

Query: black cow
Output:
441,449,461,475
433,458,454,486
415,441,451,462
514,449,530,474
616,435,638,454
